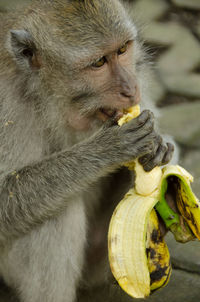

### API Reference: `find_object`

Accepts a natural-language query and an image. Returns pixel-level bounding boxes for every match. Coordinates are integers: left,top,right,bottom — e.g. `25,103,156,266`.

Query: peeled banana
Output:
108,189,171,298
108,105,200,299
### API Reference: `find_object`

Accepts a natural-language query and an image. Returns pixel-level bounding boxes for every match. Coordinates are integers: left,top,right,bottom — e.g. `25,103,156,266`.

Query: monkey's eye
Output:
92,57,106,68
22,48,34,58
118,42,128,55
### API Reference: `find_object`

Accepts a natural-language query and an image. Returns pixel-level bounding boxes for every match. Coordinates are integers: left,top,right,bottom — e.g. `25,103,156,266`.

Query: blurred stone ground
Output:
0,0,200,301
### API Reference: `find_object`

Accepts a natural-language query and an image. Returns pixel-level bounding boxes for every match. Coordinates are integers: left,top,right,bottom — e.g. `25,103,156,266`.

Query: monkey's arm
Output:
0,111,170,243
0,140,115,243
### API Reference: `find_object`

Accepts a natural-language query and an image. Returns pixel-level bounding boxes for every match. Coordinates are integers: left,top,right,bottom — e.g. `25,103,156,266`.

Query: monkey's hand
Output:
95,110,172,168
138,140,174,172
117,107,174,172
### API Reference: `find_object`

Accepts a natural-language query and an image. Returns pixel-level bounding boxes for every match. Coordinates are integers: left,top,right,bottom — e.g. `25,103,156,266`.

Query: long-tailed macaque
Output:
0,1,174,301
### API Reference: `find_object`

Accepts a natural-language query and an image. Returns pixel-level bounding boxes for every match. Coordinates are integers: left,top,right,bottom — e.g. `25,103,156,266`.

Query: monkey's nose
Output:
120,83,136,98
120,91,133,98
120,86,140,105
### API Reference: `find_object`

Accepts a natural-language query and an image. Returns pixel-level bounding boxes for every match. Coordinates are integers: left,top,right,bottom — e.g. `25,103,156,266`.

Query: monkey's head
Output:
7,0,144,133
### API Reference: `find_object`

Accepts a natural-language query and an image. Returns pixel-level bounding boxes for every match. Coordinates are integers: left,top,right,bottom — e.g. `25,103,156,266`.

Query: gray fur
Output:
0,1,174,301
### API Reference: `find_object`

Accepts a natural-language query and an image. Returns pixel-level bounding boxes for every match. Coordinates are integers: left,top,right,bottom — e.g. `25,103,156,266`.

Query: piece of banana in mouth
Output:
108,105,200,299
118,106,141,126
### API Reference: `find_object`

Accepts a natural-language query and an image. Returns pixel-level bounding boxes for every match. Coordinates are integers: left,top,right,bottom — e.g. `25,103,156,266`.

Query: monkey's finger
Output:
138,135,162,166
161,143,174,165
140,142,168,172
123,110,154,132
122,114,155,147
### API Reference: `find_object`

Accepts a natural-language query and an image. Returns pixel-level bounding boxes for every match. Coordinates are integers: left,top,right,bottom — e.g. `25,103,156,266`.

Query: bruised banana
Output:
108,105,200,299
108,188,171,298
108,106,171,298
157,165,200,241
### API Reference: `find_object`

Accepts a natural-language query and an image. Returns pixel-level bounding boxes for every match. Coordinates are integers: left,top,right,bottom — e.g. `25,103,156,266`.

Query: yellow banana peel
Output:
146,209,171,292
108,189,171,298
108,105,200,299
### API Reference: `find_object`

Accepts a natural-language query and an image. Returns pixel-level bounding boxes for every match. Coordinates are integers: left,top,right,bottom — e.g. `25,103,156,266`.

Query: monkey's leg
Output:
1,198,87,302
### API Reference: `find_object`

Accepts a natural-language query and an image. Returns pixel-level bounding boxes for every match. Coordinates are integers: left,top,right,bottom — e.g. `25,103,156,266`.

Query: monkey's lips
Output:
97,108,124,122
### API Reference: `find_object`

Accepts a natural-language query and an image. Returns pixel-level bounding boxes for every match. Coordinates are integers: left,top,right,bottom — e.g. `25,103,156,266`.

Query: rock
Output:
130,0,168,24
157,24,200,74
159,73,200,98
147,70,166,104
142,22,200,78
142,22,184,45
142,269,200,302
158,102,200,147
0,281,18,302
79,269,200,302
166,232,200,274
180,150,200,197
197,21,200,37
172,0,200,10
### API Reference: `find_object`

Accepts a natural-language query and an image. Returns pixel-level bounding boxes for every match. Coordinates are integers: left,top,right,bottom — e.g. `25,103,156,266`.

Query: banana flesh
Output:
118,106,141,126
119,106,163,196
135,161,162,196
108,189,168,298
108,105,200,299
108,105,171,298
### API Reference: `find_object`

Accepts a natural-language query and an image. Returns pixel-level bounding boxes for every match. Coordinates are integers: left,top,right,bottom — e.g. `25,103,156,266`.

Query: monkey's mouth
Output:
97,108,124,122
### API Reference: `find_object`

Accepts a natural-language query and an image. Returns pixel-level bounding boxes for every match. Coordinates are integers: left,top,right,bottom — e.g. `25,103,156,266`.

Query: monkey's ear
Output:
9,29,41,70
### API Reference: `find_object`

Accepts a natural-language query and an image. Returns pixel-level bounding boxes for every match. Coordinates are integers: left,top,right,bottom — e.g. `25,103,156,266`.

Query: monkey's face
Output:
51,0,142,131
66,40,140,131
8,0,143,132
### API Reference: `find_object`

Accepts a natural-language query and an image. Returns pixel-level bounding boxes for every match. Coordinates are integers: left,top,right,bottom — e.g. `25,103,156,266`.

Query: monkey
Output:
0,0,174,301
